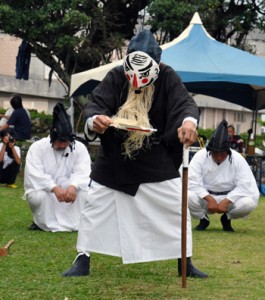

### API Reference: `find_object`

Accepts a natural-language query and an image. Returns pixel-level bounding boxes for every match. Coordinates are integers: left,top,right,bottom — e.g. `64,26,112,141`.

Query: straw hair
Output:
112,85,155,158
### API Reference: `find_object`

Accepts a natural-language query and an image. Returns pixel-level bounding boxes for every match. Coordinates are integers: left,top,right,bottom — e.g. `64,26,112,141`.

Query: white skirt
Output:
28,190,88,232
77,178,192,264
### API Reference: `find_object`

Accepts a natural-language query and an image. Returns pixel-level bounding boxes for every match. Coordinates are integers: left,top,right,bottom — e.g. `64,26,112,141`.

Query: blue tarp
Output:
162,25,265,86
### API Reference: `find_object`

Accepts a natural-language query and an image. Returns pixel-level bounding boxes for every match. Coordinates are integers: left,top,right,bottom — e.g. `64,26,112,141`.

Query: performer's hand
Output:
65,185,77,203
52,186,67,202
204,195,218,213
93,115,112,134
178,120,197,147
217,198,231,214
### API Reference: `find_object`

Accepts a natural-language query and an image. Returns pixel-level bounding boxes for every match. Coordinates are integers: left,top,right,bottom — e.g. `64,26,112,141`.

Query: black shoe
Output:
29,222,43,231
195,216,210,231
220,214,234,232
178,258,208,278
62,254,90,277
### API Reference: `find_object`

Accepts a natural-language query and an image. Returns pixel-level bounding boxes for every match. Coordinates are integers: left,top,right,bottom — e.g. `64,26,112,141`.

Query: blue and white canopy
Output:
161,12,265,110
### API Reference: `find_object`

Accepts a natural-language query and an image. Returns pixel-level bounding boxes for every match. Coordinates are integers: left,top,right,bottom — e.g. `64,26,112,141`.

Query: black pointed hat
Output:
50,103,74,143
206,120,230,152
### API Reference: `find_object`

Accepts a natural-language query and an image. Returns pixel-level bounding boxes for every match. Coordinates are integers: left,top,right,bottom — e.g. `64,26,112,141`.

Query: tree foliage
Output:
0,0,149,94
147,0,265,49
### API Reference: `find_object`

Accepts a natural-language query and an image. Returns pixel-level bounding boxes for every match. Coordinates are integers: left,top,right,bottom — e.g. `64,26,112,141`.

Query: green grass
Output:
1,173,265,300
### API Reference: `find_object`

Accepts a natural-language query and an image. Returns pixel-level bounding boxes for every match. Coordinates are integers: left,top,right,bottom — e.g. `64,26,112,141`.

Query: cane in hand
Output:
181,145,189,288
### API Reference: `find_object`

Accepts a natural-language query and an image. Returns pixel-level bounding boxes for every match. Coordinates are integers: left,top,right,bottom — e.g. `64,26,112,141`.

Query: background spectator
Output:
0,107,14,127
0,94,31,141
227,124,245,154
0,129,21,188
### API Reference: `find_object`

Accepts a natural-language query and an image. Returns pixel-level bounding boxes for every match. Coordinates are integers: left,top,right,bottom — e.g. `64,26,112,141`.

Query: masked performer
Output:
63,30,207,278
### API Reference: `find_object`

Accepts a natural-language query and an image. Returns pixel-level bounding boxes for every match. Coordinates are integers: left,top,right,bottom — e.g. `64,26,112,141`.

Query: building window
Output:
234,112,246,123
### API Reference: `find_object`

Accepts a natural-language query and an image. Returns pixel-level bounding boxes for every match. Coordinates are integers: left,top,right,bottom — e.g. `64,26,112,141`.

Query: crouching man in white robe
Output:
23,103,91,232
188,120,259,232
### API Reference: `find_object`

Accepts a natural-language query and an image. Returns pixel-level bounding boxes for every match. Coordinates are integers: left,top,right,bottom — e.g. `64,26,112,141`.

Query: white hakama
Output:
77,178,192,264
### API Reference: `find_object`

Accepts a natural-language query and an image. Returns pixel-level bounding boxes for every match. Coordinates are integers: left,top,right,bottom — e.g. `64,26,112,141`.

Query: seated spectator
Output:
0,107,14,127
0,94,31,141
23,103,91,232
188,120,259,232
0,129,21,188
227,125,244,153
0,106,30,127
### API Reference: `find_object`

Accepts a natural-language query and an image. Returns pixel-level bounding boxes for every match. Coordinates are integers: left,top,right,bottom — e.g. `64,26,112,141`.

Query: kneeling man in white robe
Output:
23,103,91,232
188,120,259,232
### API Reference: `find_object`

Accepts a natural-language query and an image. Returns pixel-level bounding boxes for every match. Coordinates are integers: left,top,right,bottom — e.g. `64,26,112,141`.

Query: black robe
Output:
84,64,200,195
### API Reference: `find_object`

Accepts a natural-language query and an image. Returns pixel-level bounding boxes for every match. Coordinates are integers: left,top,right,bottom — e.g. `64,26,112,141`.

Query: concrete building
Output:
194,95,258,134
0,34,65,113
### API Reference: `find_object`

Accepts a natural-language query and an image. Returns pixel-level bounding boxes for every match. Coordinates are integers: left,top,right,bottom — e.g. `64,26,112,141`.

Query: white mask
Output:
123,51,160,89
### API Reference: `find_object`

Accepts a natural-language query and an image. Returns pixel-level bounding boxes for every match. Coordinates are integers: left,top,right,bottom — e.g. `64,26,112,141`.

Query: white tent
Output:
70,60,122,97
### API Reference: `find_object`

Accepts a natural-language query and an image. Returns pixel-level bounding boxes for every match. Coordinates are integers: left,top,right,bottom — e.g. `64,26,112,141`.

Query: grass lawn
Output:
0,172,265,300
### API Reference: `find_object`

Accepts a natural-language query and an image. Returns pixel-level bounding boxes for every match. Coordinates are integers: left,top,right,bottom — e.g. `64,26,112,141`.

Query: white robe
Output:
188,148,260,220
23,137,91,232
0,107,13,126
76,178,192,264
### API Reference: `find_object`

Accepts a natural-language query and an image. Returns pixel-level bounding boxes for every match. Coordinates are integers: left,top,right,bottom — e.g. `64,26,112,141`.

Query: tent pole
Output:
254,109,257,138
252,92,258,139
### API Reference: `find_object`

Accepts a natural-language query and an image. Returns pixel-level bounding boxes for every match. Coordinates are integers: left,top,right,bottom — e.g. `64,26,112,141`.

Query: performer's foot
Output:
62,254,90,277
221,214,234,232
195,215,210,231
29,222,43,231
178,258,208,278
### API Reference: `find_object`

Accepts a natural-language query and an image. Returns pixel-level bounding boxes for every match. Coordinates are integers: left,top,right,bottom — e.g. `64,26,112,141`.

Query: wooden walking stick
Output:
181,146,189,288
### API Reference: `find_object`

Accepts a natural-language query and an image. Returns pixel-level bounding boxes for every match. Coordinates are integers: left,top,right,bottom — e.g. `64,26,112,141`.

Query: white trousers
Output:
28,190,88,232
77,178,192,264
188,191,257,220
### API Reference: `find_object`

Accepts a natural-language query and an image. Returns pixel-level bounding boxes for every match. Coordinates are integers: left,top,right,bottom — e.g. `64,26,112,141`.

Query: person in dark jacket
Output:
0,94,31,141
227,125,245,154
63,30,208,278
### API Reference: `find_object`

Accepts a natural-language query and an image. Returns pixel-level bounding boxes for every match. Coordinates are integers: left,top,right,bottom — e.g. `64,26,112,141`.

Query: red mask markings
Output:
133,74,138,88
